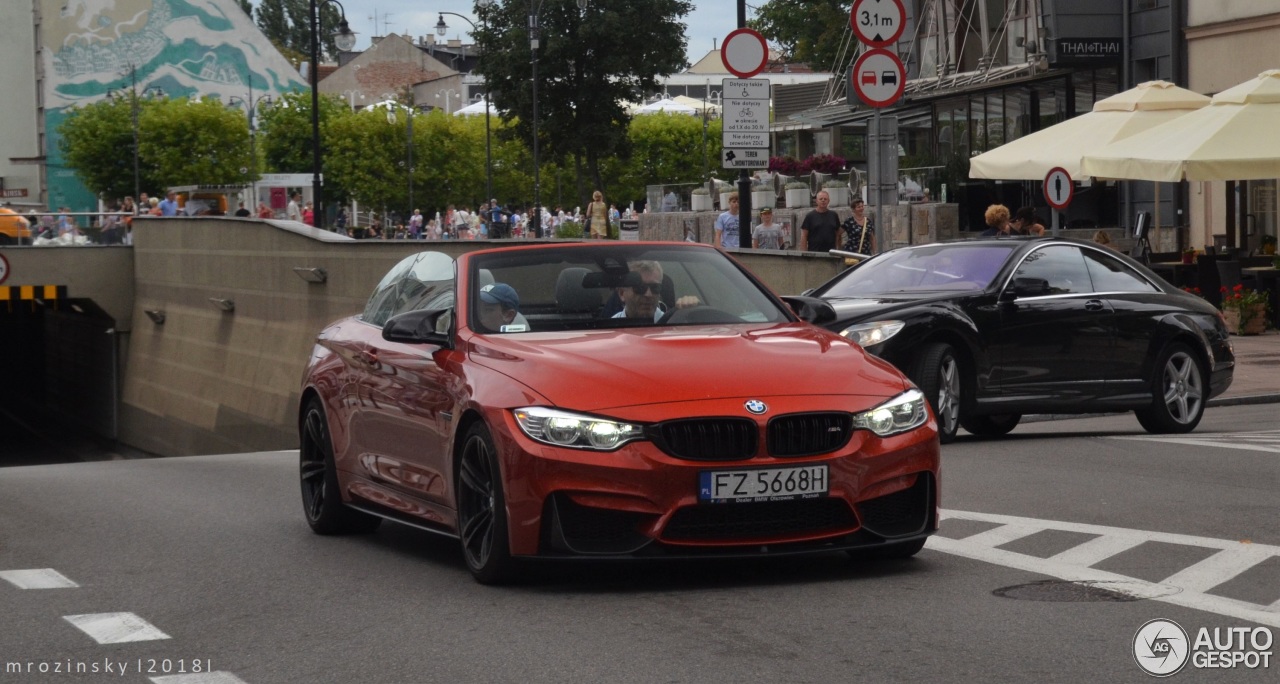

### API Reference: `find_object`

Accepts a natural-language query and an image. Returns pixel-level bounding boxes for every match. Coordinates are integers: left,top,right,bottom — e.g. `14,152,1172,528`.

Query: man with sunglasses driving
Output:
612,261,700,322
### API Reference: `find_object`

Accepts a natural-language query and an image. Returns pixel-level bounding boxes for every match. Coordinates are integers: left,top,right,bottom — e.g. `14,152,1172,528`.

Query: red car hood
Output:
466,323,908,411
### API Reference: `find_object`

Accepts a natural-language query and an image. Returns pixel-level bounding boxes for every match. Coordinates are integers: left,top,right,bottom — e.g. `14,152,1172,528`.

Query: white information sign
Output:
721,77,771,163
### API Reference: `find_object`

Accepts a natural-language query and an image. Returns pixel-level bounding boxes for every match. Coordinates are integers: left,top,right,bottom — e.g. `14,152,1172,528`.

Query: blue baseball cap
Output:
479,283,519,311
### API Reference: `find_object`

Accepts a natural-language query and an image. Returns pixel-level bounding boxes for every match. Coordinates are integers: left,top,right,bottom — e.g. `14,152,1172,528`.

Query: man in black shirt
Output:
800,190,842,252
233,202,251,217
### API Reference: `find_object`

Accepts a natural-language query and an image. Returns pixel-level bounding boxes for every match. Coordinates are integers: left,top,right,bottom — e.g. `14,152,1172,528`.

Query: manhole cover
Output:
993,579,1182,603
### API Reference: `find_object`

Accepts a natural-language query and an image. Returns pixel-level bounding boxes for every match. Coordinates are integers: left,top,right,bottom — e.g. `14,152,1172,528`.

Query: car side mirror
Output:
383,308,453,347
1001,277,1051,301
781,295,836,324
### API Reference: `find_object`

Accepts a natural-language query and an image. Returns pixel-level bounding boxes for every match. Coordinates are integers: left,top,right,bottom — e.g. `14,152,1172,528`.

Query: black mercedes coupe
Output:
799,237,1234,443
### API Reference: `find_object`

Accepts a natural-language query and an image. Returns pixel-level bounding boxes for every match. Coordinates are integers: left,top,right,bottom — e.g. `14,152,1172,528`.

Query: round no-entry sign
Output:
721,28,769,79
1044,167,1074,210
850,48,905,108
851,0,906,48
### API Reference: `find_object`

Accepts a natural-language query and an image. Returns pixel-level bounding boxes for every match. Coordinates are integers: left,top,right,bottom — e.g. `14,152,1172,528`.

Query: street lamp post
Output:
435,88,459,114
229,85,273,205
109,65,163,204
527,0,587,238
436,5,493,205
341,89,365,111
308,0,356,227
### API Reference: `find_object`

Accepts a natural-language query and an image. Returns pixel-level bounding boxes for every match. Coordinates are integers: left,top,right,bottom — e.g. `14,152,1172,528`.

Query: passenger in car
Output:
477,283,530,332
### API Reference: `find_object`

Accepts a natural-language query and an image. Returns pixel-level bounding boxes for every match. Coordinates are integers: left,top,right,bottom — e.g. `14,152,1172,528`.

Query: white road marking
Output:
1111,429,1280,454
953,523,1041,548
63,612,171,644
932,509,1280,627
1160,548,1274,594
0,568,79,589
1047,535,1146,567
151,673,249,684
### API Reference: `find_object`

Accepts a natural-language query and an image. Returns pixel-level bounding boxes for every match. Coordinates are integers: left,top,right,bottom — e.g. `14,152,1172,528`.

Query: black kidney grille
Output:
663,498,857,541
650,419,758,461
767,413,854,457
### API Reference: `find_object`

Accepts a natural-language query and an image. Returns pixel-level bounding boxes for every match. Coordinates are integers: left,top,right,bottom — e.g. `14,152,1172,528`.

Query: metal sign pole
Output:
872,108,883,253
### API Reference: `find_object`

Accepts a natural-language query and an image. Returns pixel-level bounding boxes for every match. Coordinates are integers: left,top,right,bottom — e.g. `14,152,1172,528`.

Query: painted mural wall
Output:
43,0,308,211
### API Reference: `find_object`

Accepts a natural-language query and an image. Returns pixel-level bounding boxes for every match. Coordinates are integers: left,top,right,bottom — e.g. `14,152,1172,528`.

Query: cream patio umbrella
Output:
1082,70,1280,182
636,98,698,115
453,98,497,117
969,80,1210,181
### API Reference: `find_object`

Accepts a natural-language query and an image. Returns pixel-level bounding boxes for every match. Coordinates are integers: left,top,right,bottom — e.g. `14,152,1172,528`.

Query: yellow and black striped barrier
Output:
0,285,67,312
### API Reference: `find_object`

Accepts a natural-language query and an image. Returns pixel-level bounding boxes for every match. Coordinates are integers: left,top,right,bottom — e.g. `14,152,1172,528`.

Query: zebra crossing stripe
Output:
1159,547,1274,594
1046,535,1146,566
150,672,249,684
1111,430,1280,453
0,569,79,589
64,612,170,644
933,509,1280,627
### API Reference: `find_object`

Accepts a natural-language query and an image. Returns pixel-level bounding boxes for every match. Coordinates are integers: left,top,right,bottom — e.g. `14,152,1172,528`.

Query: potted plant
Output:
823,179,850,207
1181,247,1198,264
1219,284,1270,335
751,179,776,210
691,187,712,212
785,181,810,208
1261,234,1277,255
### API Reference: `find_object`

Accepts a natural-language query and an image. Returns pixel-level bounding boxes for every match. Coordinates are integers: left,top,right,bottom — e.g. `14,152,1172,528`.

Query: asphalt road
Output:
1,406,1277,683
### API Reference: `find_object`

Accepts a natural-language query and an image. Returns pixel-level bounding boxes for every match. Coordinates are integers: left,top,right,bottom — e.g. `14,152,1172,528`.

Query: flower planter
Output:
691,194,712,212
1181,252,1195,264
824,186,850,207
751,189,776,210
785,188,811,208
1223,304,1268,335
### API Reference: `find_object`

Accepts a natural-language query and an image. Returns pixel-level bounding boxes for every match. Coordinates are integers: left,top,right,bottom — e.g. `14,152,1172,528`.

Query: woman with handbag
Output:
586,190,608,239
841,198,876,255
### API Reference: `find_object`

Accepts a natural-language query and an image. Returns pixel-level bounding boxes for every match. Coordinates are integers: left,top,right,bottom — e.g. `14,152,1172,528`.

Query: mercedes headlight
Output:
513,407,645,451
852,389,928,437
839,320,905,347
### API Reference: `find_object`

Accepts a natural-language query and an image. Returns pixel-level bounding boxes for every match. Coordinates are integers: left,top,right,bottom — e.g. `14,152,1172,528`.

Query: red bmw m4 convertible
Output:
299,242,939,583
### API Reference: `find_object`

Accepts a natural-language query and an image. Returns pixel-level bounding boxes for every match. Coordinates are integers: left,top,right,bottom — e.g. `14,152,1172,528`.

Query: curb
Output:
1020,393,1280,424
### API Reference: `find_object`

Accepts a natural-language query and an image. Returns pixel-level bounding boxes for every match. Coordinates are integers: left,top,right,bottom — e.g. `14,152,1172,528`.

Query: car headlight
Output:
852,389,928,437
839,320,905,347
512,407,645,450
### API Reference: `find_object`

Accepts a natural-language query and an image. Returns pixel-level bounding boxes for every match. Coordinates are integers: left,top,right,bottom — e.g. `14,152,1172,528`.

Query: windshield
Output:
468,245,793,333
820,243,1017,297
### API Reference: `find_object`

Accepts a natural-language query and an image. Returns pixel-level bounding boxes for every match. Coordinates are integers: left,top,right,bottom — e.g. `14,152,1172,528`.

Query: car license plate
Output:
699,465,829,503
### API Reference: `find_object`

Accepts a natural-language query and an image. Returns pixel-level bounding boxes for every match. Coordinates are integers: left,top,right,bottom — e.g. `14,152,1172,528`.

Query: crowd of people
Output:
332,196,632,241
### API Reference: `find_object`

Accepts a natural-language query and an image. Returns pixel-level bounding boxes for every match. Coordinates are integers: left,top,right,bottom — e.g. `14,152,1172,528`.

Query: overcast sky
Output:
338,0,746,66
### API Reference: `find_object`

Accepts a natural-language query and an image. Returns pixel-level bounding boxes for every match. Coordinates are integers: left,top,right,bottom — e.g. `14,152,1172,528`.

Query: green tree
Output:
750,0,852,71
138,97,253,186
58,97,165,201
237,0,253,17
611,113,719,202
473,0,692,207
256,0,343,61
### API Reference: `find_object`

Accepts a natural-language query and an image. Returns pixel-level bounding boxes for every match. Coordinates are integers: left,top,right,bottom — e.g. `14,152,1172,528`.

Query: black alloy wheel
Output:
1135,343,1207,434
456,422,516,584
960,413,1022,438
299,398,381,535
910,343,963,444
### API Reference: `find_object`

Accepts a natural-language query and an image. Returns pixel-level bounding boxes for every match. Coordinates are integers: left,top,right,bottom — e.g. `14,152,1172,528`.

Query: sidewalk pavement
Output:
1210,329,1280,407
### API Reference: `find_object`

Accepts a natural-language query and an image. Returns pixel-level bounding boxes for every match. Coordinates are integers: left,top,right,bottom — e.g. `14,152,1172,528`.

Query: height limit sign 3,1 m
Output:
851,0,905,48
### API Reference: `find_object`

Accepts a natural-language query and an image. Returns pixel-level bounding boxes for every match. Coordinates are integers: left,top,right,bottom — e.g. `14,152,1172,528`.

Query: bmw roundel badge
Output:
744,400,768,415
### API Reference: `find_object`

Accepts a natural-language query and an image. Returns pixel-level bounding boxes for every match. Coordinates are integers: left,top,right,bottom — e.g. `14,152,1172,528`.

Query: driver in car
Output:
612,261,700,322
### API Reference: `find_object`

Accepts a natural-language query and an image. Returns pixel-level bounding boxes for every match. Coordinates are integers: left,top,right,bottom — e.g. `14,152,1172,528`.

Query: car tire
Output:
299,398,382,535
909,343,963,444
960,413,1021,438
456,422,517,585
1135,342,1206,434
